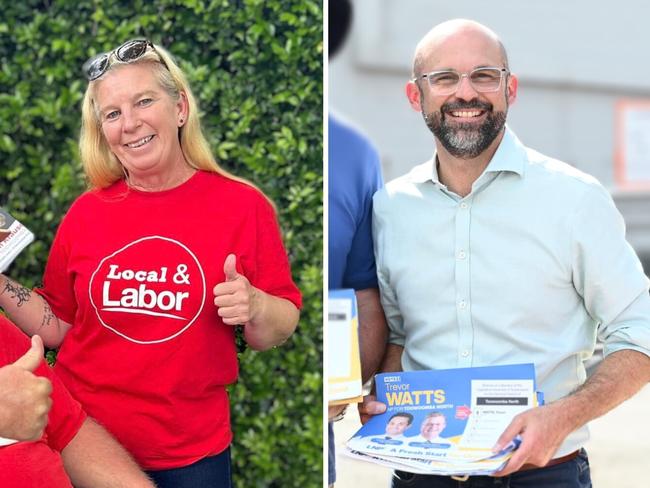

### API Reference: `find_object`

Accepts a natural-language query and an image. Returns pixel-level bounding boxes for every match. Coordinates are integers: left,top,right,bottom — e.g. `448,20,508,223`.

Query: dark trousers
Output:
146,448,232,488
329,422,336,484
392,449,591,488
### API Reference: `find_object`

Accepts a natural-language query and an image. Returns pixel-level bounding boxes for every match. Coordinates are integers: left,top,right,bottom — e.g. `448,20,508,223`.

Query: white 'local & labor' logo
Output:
89,236,206,344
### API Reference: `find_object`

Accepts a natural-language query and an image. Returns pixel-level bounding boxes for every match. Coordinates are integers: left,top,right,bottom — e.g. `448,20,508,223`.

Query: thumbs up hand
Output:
13,335,46,372
213,254,261,325
222,254,239,282
0,335,53,441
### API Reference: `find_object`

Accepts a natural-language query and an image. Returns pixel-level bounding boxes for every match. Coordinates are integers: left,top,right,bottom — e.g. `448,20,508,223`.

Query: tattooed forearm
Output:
1,279,32,307
39,301,55,331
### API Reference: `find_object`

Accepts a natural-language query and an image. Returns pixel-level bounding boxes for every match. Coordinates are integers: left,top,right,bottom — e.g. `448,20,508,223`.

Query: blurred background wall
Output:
329,0,650,271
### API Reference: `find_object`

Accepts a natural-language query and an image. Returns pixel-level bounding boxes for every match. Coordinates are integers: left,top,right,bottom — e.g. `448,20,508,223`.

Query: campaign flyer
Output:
347,364,537,464
0,207,34,273
343,445,520,477
328,289,363,404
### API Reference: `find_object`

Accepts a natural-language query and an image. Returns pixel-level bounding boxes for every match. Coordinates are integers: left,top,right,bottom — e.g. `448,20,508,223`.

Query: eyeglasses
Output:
414,67,509,96
83,39,162,81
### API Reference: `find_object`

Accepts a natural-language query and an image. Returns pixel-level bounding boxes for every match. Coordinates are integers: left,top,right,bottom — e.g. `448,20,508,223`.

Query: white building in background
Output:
329,0,650,269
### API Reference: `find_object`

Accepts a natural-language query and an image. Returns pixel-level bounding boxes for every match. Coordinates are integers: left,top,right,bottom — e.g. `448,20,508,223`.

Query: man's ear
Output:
506,73,518,106
406,81,423,112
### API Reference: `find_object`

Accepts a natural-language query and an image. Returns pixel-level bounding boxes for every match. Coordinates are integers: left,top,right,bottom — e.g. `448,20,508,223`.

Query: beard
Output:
423,100,507,159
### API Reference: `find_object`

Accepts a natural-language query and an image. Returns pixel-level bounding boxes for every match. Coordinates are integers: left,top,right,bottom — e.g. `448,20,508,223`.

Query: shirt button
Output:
458,250,466,259
461,350,470,358
459,300,467,309
460,202,469,209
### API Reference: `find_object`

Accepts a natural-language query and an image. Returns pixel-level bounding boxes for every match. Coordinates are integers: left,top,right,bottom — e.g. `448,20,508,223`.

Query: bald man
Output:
365,19,650,487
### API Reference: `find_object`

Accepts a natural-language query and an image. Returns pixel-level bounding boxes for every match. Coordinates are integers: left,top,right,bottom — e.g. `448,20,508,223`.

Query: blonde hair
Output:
79,43,263,197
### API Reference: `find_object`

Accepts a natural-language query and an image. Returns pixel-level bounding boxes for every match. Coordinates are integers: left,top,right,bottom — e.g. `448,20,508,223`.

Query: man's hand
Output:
328,404,347,422
358,394,387,424
0,335,52,441
213,254,261,325
357,344,402,424
493,350,650,476
492,403,572,476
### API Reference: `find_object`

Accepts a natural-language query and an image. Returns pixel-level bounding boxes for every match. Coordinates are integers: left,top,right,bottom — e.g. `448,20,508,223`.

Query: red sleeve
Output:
0,316,86,452
252,196,302,309
34,207,78,325
40,361,87,453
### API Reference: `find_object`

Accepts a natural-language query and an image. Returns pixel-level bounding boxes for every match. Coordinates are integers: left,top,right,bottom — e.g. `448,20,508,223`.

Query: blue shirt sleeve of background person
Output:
328,114,383,290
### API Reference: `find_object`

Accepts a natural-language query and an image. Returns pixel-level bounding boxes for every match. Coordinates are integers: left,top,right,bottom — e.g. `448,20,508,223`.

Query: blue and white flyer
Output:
346,364,539,474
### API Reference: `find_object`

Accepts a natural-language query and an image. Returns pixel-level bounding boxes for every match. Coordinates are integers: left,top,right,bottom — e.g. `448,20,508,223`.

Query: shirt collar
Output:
414,126,527,185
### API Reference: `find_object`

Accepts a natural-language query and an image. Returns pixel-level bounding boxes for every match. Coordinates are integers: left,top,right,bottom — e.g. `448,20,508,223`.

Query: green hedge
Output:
0,1,322,486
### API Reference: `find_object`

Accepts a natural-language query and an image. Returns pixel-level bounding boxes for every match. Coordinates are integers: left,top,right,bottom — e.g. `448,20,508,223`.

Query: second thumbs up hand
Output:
213,254,261,326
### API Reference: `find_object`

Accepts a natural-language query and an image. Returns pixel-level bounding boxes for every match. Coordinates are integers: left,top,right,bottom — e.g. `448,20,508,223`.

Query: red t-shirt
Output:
36,171,301,469
0,316,86,488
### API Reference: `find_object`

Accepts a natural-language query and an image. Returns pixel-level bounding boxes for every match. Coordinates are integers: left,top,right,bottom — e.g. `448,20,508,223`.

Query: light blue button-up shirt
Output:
372,127,650,456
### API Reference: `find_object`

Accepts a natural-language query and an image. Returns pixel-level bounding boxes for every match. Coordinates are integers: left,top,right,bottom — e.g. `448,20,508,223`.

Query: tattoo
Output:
1,279,31,308
40,301,55,331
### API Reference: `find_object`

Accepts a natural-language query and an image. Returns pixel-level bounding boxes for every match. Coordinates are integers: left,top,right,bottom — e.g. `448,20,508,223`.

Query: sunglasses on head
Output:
83,39,162,81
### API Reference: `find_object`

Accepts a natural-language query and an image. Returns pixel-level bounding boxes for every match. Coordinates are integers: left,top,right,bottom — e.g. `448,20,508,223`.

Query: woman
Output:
0,39,301,487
